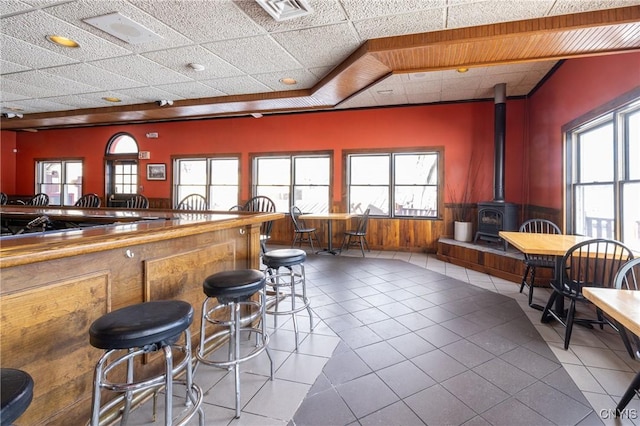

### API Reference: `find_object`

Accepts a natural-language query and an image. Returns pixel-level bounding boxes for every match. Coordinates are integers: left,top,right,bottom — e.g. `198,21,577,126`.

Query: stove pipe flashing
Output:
493,83,506,202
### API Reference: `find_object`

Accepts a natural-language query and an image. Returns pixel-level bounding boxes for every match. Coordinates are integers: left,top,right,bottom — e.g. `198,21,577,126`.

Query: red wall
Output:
7,99,527,206
0,130,17,195
527,51,640,209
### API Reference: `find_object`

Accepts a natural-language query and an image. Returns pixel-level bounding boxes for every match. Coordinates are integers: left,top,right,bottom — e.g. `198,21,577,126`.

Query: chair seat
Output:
1,368,34,426
263,249,307,268
203,269,266,301
296,227,316,233
89,301,193,350
524,258,555,268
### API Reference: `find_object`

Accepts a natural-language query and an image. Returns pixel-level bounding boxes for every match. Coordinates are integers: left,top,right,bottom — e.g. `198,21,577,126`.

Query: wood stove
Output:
473,83,519,250
474,201,518,249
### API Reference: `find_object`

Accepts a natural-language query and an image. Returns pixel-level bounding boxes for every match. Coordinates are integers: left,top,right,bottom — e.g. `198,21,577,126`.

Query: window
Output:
566,98,640,251
36,160,83,206
346,151,440,218
174,157,239,210
253,154,331,213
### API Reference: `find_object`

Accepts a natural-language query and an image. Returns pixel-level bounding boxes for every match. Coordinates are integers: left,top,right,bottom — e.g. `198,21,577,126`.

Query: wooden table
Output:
299,212,355,255
499,231,593,312
583,287,640,416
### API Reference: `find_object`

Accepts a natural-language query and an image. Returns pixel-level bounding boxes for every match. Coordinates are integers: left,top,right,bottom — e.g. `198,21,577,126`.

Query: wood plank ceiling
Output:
2,6,639,131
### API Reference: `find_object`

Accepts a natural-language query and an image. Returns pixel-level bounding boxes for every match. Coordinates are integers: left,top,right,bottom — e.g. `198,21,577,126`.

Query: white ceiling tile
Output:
550,0,640,15
130,0,266,43
200,75,272,96
75,90,148,106
4,69,102,95
407,91,442,104
440,89,477,102
42,63,143,91
1,0,33,16
353,8,446,40
2,71,75,97
153,81,226,99
142,45,243,80
252,69,318,91
203,35,302,74
2,10,132,61
3,97,79,113
340,0,446,20
478,72,526,89
270,23,360,68
90,55,193,86
336,90,377,109
108,86,186,103
447,0,554,28
1,60,30,74
43,0,194,53
0,34,78,70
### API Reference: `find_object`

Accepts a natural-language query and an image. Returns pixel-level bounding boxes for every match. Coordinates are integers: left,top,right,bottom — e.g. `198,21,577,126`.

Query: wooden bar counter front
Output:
0,206,282,425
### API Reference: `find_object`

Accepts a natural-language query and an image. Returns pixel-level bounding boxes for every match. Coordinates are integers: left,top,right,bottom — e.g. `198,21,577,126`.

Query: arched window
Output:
107,133,138,154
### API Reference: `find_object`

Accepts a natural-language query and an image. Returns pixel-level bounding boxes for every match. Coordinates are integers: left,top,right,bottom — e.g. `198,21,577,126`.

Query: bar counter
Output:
0,206,282,425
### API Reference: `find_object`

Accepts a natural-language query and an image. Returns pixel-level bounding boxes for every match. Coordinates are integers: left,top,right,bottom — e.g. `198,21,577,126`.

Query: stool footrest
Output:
196,327,269,368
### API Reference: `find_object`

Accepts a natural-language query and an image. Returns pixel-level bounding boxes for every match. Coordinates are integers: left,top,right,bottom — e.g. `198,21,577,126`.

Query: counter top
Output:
0,206,283,268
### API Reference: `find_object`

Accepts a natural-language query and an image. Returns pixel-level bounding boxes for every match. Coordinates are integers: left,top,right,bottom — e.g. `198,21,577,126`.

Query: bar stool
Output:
89,300,203,426
196,269,273,419
0,368,34,426
262,248,314,351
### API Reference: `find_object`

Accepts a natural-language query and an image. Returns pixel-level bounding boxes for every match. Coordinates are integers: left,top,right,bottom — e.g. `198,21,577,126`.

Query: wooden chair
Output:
541,238,634,350
28,193,49,206
518,219,561,310
177,194,207,210
290,205,321,252
126,194,149,209
74,193,101,208
340,208,371,257
243,196,276,254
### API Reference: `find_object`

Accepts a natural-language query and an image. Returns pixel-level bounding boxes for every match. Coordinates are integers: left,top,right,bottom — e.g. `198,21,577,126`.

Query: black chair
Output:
177,194,207,210
243,196,276,254
340,208,371,257
519,219,562,310
541,238,634,350
0,368,34,425
228,204,243,211
89,300,203,425
290,206,321,252
125,194,149,209
27,193,49,206
0,192,7,205
74,193,101,208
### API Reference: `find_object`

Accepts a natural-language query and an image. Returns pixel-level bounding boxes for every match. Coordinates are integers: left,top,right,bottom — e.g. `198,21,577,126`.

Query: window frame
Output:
343,147,444,219
35,158,84,206
564,91,640,248
250,151,333,213
172,155,241,210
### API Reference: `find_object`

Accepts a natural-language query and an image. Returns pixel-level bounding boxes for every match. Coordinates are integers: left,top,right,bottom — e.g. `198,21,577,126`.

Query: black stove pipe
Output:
493,83,506,202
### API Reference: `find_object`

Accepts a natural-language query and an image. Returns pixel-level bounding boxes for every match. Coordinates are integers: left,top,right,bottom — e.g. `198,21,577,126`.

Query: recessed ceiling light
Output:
255,0,313,21
84,12,163,45
251,113,263,118
457,67,469,73
377,89,393,95
102,97,121,103
279,77,297,85
47,35,80,48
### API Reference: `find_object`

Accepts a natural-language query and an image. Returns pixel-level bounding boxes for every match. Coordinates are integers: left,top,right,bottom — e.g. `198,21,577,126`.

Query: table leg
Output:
542,255,566,322
316,219,339,255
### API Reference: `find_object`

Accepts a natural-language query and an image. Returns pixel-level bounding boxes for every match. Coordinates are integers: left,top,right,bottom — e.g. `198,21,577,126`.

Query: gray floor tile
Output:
514,381,593,425
441,370,510,413
472,357,537,395
500,346,562,379
322,349,372,385
358,400,425,426
441,339,496,368
337,325,383,349
355,340,406,371
411,349,468,382
335,373,399,418
386,332,436,359
405,384,476,426
415,323,463,348
292,387,357,426
480,397,555,426
376,359,436,398
367,318,411,340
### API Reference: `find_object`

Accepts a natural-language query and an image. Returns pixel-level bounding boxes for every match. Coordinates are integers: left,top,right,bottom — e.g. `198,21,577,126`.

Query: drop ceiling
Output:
1,0,639,131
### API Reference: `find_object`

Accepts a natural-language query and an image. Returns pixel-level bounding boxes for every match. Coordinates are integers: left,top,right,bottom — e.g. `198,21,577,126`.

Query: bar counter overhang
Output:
0,206,282,425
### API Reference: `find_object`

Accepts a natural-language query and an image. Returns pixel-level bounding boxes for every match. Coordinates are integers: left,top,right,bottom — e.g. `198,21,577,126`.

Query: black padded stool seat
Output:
1,368,33,426
203,269,266,302
262,248,306,268
89,300,193,349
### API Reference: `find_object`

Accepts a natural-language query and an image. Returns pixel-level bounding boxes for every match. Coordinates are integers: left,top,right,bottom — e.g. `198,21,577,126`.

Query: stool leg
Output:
91,352,108,426
233,301,242,418
262,287,274,380
301,263,314,332
163,344,173,426
120,350,135,425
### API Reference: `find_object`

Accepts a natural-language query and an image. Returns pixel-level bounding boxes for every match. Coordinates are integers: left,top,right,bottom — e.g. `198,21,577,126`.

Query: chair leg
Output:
541,291,558,323
616,322,637,359
528,266,537,307
616,371,640,416
564,299,576,350
359,236,365,257
519,265,530,294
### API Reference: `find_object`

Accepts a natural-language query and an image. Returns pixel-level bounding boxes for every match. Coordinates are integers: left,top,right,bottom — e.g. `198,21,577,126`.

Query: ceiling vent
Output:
84,12,163,44
255,0,313,21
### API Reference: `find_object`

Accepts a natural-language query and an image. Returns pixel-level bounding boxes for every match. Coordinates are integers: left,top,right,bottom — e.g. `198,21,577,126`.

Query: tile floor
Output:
126,245,639,426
